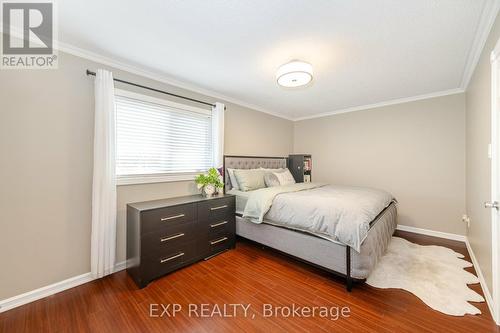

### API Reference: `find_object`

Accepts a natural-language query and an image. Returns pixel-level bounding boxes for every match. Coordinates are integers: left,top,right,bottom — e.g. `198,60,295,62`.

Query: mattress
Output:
229,184,393,252
232,196,392,248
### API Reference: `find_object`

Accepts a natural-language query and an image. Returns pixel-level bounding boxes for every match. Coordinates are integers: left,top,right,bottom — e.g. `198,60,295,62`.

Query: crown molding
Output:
460,0,500,90
491,28,500,63
1,18,486,122
61,42,466,122
56,42,295,121
292,88,465,121
0,25,292,120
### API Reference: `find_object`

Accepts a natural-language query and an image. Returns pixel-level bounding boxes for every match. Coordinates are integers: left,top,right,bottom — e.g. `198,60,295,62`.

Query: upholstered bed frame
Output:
223,155,398,291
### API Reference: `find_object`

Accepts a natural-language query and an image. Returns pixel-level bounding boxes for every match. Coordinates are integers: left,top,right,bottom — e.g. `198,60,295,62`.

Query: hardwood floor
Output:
1,231,498,332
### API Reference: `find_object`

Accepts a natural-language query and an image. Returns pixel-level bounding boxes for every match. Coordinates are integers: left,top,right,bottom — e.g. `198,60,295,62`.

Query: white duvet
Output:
242,183,394,252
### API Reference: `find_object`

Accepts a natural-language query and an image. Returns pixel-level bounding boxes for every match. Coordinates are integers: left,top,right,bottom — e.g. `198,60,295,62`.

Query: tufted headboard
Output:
223,155,288,192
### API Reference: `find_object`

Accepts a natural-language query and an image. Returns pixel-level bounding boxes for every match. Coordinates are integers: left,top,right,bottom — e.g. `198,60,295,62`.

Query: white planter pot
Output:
203,184,216,197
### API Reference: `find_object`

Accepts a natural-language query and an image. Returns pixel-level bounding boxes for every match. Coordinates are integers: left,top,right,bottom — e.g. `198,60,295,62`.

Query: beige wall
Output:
465,13,500,293
0,51,293,300
2,29,493,302
294,94,466,236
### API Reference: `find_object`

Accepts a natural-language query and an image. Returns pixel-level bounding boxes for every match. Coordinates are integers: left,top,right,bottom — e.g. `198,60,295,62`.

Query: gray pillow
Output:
261,168,286,187
234,169,266,192
264,173,281,187
274,169,296,185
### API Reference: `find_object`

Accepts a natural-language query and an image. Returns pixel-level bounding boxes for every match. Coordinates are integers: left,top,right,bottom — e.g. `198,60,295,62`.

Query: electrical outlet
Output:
462,214,471,228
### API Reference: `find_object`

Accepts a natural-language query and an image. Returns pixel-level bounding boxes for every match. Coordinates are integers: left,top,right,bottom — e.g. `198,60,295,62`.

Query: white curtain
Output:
212,102,225,168
91,69,117,278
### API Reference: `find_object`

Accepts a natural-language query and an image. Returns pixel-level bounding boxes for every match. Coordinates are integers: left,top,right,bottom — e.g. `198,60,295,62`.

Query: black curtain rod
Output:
86,70,217,108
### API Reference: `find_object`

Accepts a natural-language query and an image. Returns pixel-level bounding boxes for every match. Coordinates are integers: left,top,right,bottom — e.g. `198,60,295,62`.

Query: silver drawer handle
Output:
210,221,228,228
210,237,228,245
160,252,184,263
210,205,228,211
161,213,185,221
160,233,185,242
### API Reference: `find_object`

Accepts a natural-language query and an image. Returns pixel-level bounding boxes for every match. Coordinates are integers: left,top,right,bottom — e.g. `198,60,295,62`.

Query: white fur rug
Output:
366,237,485,316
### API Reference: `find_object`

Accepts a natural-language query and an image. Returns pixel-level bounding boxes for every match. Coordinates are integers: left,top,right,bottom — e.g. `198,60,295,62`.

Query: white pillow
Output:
234,169,267,192
273,169,296,186
227,168,240,190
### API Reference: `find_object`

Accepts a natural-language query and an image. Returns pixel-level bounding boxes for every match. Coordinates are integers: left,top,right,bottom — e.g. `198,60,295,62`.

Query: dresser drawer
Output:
142,240,198,280
141,204,196,234
204,234,235,258
141,223,196,255
198,197,235,223
206,217,235,238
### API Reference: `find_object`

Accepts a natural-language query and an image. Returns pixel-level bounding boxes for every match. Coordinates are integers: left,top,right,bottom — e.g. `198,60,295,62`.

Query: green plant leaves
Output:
195,168,224,188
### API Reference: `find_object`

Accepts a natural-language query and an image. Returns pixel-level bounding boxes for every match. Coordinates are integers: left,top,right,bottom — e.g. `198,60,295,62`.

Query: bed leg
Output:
346,246,352,292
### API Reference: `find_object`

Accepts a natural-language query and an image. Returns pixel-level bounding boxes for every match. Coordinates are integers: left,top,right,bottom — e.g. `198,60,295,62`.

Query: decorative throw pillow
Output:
273,169,296,186
227,168,239,190
262,168,285,187
234,169,266,192
264,172,281,187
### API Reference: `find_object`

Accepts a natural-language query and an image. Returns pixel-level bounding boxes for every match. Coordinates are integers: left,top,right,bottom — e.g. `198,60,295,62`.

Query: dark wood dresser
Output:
126,194,235,288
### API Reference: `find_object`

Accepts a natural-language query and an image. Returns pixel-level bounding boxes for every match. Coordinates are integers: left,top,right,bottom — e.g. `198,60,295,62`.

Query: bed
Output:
223,155,398,291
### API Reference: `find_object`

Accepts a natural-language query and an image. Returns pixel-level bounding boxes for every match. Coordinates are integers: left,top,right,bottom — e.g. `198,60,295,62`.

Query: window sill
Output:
116,173,197,186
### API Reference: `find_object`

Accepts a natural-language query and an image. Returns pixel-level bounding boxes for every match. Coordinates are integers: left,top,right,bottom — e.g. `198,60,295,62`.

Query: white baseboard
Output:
465,239,496,323
114,260,127,272
396,224,467,242
0,261,126,313
0,273,94,314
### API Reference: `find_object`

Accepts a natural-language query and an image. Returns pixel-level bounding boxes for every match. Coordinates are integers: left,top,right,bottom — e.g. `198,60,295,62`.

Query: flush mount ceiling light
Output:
276,60,313,88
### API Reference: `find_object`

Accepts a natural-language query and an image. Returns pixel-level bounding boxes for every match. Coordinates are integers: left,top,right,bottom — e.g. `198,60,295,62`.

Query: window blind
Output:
115,94,213,177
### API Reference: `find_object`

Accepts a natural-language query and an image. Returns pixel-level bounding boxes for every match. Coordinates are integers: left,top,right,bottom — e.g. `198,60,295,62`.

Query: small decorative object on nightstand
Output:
288,154,312,183
126,193,235,288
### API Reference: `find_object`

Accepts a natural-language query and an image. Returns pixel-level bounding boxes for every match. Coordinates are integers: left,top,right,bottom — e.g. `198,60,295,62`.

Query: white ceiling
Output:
59,0,497,120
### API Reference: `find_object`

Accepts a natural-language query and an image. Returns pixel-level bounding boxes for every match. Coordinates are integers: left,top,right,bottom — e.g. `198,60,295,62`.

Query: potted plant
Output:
195,167,224,197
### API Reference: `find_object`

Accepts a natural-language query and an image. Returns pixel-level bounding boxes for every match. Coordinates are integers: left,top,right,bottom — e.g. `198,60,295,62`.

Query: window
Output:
115,90,214,185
